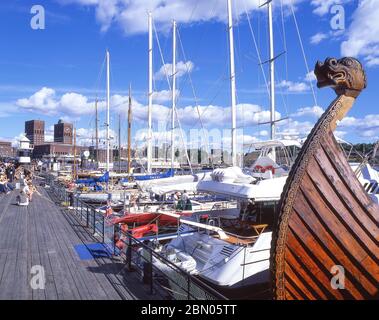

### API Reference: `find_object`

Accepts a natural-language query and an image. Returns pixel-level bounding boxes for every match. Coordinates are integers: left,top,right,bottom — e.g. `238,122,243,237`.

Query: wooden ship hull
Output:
271,57,379,300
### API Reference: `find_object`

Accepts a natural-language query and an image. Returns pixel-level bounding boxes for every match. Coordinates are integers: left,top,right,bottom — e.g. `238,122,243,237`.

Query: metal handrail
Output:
119,229,228,300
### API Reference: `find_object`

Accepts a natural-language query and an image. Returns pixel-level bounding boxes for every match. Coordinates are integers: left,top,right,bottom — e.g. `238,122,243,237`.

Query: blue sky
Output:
0,0,378,150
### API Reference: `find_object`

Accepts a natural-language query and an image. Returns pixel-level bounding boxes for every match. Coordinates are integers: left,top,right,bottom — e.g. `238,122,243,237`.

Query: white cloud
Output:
15,87,279,132
175,103,280,128
59,92,96,115
292,106,324,118
365,57,379,67
59,0,304,35
339,114,379,139
224,134,260,148
276,119,315,139
154,61,194,80
45,125,54,142
311,0,352,16
17,87,58,115
277,80,309,93
310,32,328,45
304,70,316,82
11,133,27,147
16,87,100,117
75,127,117,146
152,89,179,103
341,0,379,67
310,29,345,46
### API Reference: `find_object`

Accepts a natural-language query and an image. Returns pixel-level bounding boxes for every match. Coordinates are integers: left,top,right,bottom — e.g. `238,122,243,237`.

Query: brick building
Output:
54,120,73,144
0,141,14,158
25,120,45,146
33,143,88,159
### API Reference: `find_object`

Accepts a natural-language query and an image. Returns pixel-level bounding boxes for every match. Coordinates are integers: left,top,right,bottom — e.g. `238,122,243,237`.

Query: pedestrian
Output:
9,165,15,183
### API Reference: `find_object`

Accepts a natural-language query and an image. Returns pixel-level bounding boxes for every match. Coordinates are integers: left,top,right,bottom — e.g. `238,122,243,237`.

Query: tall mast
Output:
73,125,77,180
171,20,176,171
118,113,121,173
106,50,110,172
95,98,99,166
227,0,237,167
147,12,153,174
267,0,276,161
127,84,132,174
268,0,276,141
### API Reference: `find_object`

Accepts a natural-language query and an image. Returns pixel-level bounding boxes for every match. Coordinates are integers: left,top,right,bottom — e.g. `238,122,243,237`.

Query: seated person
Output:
0,175,12,194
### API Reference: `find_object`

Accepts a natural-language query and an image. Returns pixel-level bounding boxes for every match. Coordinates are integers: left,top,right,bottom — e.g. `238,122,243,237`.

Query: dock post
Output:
93,209,96,235
149,250,153,295
102,216,105,243
127,234,132,271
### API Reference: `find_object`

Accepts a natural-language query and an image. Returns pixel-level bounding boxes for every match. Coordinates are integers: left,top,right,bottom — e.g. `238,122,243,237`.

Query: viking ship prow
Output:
271,57,379,300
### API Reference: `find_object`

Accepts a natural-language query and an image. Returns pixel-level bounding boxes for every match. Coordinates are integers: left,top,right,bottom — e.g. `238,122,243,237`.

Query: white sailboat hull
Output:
197,176,287,202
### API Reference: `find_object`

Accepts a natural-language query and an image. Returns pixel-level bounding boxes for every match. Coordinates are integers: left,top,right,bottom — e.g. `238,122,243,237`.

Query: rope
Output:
280,0,289,109
243,1,270,98
289,0,318,107
177,29,214,169
153,21,193,171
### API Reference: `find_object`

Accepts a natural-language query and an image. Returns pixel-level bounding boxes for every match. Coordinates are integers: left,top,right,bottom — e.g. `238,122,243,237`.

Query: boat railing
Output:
209,201,235,211
193,215,264,246
117,229,228,300
44,174,227,300
46,176,107,242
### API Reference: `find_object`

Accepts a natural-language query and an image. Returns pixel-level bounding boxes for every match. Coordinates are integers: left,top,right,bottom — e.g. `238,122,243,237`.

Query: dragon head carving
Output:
314,57,367,98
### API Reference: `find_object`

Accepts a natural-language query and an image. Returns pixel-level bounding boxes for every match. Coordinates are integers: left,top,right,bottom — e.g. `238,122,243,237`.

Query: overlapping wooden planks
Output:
271,62,379,300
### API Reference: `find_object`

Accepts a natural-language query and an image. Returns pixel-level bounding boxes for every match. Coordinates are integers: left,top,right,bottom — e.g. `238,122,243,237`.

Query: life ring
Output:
254,165,276,174
254,165,265,173
264,165,276,174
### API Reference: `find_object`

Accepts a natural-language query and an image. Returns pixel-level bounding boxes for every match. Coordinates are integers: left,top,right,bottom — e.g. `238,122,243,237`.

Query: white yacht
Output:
151,140,301,297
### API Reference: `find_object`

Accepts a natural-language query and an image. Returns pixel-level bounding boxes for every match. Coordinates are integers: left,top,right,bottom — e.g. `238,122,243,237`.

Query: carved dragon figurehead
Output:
314,57,367,98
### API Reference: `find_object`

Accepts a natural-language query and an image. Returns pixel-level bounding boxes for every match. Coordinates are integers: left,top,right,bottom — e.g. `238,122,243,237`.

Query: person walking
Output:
9,165,15,183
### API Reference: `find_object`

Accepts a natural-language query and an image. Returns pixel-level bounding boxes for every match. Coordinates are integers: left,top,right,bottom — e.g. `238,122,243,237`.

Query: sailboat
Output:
124,13,177,182
153,0,286,296
76,50,126,202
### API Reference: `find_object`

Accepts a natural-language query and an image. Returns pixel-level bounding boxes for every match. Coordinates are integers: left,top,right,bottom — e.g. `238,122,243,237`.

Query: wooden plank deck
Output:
0,184,154,300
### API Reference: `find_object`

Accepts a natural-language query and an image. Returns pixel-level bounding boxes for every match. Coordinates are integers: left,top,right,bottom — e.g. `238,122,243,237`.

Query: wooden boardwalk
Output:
0,185,154,300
